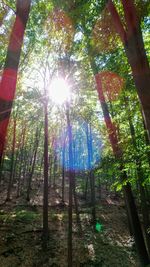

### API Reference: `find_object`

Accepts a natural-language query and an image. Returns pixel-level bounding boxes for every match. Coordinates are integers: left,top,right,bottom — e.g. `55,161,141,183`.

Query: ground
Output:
0,181,140,267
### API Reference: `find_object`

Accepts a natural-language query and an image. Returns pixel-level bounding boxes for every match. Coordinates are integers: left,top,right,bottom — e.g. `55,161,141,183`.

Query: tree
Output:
94,71,150,265
0,0,31,163
107,0,150,141
66,104,73,267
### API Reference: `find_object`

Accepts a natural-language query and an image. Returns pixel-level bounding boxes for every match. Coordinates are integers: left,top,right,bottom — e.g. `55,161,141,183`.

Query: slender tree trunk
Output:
48,153,52,187
6,118,16,201
141,113,150,166
72,139,82,233
86,123,96,227
16,125,26,197
12,127,24,184
40,155,44,176
98,176,101,200
62,142,66,203
43,100,49,247
0,0,31,163
84,174,89,200
72,171,82,233
66,106,73,267
21,146,28,188
53,152,57,188
26,128,40,201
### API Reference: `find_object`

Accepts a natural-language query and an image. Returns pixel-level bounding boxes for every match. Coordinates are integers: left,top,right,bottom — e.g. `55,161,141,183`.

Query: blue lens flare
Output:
57,122,102,171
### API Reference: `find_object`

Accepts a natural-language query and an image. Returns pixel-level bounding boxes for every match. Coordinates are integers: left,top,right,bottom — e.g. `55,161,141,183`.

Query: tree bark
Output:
0,0,31,163
107,0,150,141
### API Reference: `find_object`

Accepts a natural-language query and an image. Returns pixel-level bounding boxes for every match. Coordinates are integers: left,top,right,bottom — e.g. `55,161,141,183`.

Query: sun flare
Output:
49,77,70,105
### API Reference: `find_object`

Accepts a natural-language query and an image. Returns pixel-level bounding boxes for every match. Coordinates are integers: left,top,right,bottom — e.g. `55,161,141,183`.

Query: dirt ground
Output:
0,182,140,267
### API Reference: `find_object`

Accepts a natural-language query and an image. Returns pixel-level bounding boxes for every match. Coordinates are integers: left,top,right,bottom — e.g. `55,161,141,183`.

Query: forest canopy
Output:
0,1,150,267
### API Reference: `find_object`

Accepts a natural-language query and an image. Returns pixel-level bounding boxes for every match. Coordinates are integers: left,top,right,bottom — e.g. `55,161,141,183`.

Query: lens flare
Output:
49,77,70,105
57,122,102,171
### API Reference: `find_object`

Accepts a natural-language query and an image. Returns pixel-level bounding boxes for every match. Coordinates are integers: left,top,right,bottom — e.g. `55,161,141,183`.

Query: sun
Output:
49,77,70,105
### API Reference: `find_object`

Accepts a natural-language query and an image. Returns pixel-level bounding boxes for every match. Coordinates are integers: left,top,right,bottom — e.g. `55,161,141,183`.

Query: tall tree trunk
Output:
0,0,31,163
43,100,49,247
66,106,73,267
72,171,82,233
141,113,150,166
84,174,89,200
107,0,150,141
94,71,150,266
53,152,57,188
12,135,21,185
48,153,52,187
86,123,96,227
16,124,26,198
72,138,82,233
6,118,16,201
62,141,66,203
124,95,150,256
26,128,40,201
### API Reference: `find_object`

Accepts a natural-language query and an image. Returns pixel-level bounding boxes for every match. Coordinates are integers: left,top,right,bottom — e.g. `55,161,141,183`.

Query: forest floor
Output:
0,179,140,267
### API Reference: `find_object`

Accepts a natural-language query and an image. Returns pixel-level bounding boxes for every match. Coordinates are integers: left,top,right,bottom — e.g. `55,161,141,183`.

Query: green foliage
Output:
0,209,39,223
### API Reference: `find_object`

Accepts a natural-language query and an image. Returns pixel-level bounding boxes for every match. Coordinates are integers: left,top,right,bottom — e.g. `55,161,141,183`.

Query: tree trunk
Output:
86,123,96,227
12,126,24,184
16,125,26,198
66,106,73,267
0,0,31,163
84,174,89,200
62,142,66,203
94,72,150,266
72,171,82,233
123,180,150,266
6,118,16,201
53,152,57,188
124,95,150,256
107,0,150,141
43,100,49,247
26,128,40,201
